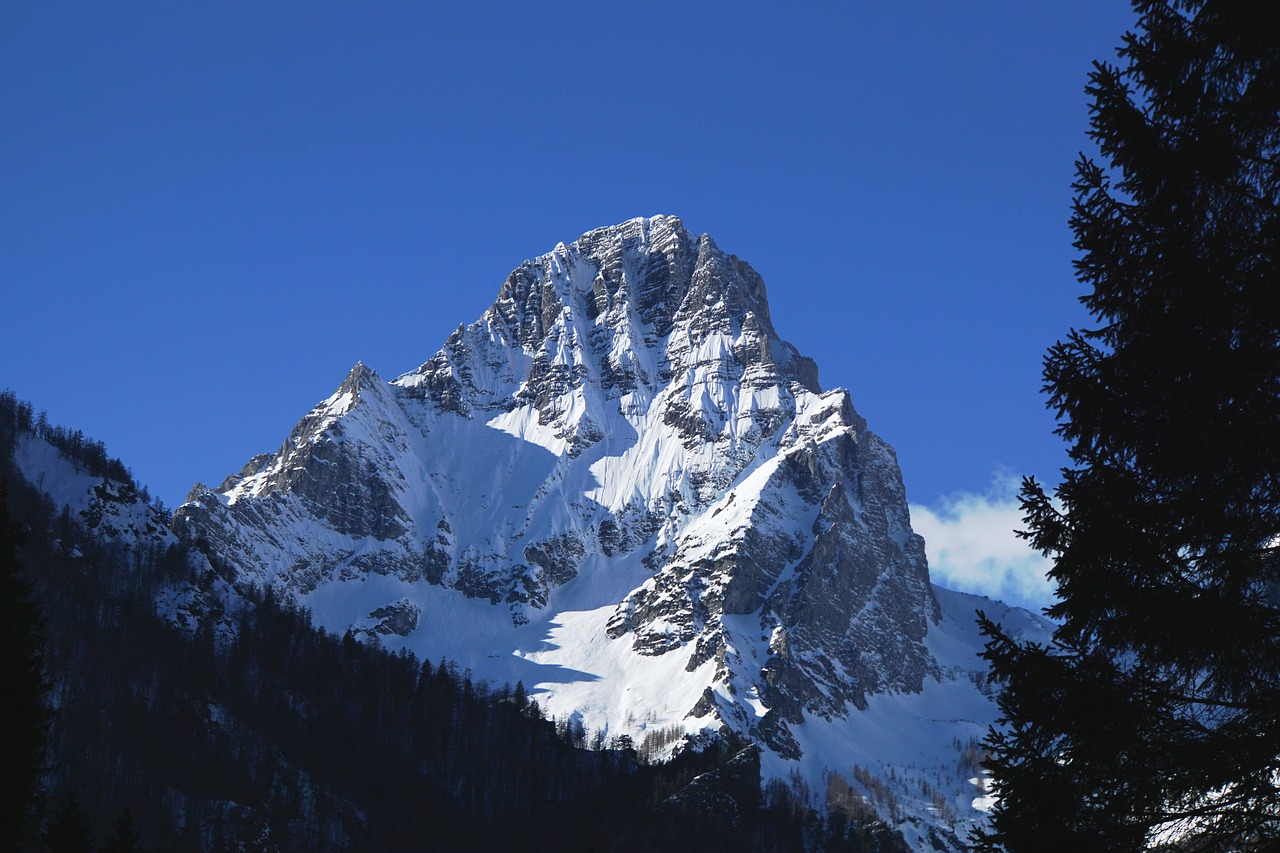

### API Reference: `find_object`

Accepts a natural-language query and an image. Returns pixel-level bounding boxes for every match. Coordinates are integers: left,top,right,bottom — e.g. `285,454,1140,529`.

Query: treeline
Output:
0,390,135,494
1,391,907,852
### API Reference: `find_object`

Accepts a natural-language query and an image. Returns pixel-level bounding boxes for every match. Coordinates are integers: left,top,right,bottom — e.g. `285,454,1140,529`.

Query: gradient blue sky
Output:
3,2,1138,607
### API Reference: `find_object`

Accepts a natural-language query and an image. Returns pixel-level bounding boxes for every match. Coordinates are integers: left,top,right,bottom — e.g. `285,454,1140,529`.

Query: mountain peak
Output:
174,216,954,835
339,360,379,392
395,215,819,434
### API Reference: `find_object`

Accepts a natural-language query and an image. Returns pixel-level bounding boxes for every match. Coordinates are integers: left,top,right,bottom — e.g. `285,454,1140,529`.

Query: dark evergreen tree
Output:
976,1,1280,850
512,678,527,713
0,489,50,849
100,810,141,853
44,794,95,853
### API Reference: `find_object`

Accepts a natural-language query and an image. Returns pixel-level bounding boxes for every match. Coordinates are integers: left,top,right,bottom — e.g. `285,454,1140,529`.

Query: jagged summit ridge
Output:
174,214,938,765
395,215,819,454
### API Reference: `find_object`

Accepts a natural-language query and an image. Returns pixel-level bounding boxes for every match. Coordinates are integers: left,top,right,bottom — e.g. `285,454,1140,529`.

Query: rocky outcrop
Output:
352,598,421,639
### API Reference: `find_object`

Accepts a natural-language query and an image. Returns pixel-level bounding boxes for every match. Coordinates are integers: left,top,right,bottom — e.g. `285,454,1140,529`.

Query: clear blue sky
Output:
2,2,1136,603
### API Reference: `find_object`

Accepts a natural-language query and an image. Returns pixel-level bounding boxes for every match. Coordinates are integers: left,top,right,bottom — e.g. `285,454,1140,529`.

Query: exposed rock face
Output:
174,214,940,765
353,598,421,639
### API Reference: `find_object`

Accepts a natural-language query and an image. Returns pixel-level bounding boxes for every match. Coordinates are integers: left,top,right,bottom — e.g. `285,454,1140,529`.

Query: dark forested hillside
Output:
0,391,907,852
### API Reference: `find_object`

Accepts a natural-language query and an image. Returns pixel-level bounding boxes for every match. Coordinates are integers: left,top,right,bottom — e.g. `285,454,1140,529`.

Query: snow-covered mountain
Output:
174,215,1048,846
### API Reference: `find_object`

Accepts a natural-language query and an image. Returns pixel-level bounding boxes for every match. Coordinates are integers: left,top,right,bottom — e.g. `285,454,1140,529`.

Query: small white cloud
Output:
910,474,1056,612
